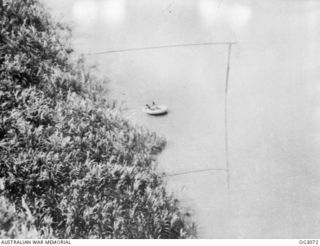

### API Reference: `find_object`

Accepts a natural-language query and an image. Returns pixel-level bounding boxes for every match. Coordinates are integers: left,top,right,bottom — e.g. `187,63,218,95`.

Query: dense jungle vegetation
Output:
0,0,195,238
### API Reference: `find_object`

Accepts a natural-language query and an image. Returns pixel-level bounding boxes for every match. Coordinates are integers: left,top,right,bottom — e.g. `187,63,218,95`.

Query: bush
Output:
0,0,195,239
0,196,54,238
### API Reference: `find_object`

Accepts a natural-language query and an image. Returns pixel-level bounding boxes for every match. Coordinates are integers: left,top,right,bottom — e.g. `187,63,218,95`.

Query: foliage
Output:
0,196,54,238
0,0,195,239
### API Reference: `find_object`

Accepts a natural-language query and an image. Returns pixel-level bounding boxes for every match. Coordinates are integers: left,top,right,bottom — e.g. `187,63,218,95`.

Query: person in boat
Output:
152,101,161,109
146,101,160,110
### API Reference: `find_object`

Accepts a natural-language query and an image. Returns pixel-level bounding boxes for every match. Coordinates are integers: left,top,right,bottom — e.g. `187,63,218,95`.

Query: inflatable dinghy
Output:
143,104,168,115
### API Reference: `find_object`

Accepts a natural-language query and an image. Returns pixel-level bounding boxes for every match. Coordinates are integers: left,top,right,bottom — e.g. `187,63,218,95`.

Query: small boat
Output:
143,103,168,115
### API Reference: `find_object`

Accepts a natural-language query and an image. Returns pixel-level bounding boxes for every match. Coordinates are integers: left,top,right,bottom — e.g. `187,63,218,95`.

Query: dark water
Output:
43,0,320,238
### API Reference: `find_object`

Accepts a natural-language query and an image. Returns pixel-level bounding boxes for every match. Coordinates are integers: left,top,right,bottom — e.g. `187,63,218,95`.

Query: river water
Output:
43,0,320,238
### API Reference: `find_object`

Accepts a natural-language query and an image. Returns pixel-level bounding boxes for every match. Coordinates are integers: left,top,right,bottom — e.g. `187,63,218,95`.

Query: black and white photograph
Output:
0,0,320,243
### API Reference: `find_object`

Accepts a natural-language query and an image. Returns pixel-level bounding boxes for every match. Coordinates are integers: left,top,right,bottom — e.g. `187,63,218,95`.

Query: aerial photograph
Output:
0,0,320,242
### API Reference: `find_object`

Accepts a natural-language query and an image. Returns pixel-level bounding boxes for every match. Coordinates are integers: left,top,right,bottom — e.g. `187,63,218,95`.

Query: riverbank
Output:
0,0,195,238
